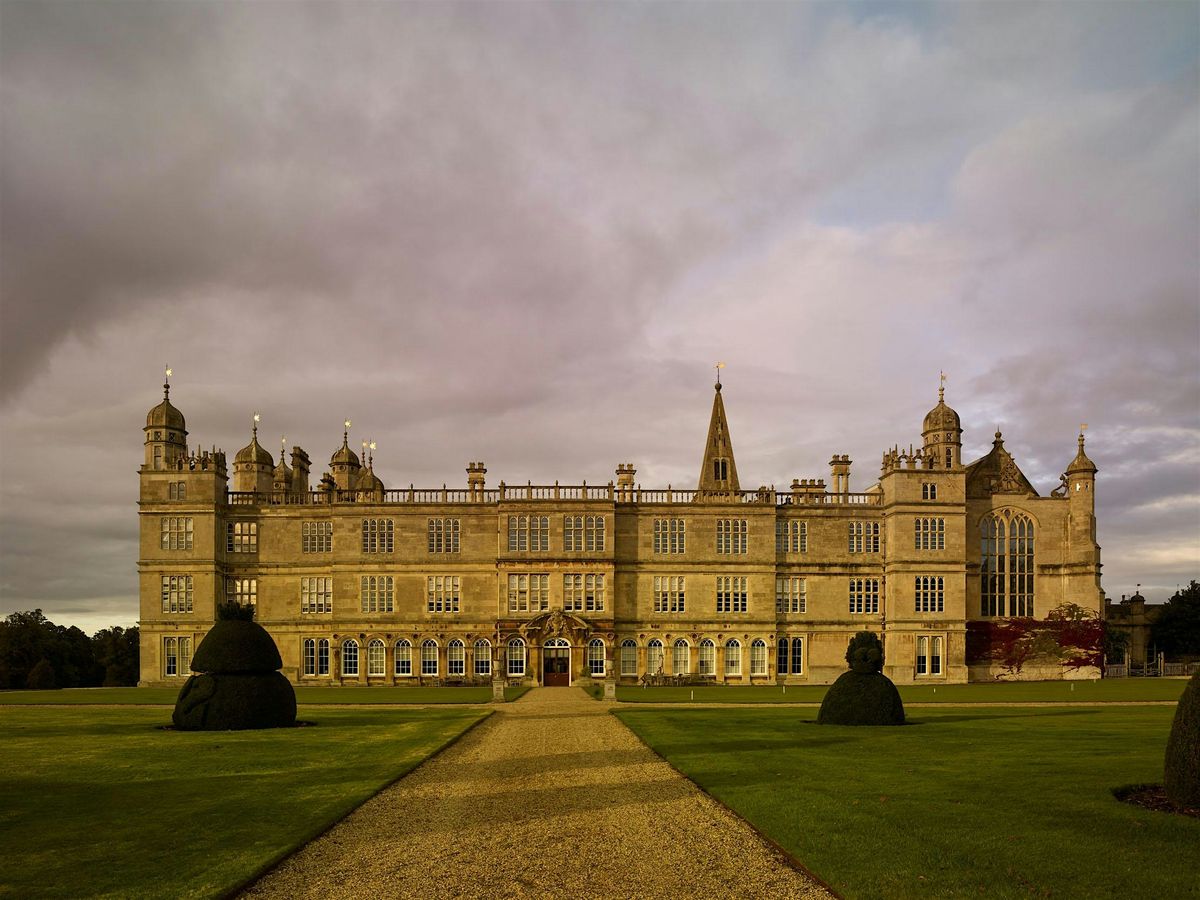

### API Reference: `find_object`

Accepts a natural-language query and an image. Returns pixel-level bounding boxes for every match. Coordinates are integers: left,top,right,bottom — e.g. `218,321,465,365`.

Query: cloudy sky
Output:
1,1,1197,632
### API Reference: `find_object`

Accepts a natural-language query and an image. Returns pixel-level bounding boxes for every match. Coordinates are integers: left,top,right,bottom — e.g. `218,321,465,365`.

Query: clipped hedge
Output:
818,631,905,726
1164,670,1200,808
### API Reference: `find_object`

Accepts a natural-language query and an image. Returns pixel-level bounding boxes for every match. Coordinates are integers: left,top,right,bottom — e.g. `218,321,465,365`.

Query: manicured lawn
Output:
615,679,1188,704
615,705,1199,899
0,705,488,898
0,685,529,705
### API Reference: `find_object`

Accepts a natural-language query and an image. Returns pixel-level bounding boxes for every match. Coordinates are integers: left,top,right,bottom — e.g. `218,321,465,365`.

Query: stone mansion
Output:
138,376,1103,687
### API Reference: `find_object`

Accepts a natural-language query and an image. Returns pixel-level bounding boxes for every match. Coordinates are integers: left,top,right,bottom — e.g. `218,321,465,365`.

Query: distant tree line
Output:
1152,581,1200,659
0,609,139,689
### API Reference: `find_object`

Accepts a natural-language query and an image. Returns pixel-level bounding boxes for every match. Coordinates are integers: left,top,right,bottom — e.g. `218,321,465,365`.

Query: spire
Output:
164,364,172,401
1067,424,1097,474
697,375,740,493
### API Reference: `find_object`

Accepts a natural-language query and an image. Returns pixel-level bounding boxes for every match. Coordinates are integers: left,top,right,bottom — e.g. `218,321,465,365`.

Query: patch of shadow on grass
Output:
918,708,1098,724
1112,783,1200,819
156,720,318,732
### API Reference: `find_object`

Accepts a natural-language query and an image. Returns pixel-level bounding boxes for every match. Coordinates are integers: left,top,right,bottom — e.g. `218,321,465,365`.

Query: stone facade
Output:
138,377,1104,687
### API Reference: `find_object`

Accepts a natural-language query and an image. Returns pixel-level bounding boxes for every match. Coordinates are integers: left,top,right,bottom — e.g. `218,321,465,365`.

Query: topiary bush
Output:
172,604,296,731
1164,670,1200,808
818,631,905,726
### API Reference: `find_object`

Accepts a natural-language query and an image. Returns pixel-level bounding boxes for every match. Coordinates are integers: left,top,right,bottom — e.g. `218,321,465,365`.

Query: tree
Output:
1151,581,1200,658
26,659,57,690
93,626,140,686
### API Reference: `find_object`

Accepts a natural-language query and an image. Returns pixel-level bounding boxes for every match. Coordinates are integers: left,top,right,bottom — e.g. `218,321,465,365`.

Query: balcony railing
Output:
225,484,882,507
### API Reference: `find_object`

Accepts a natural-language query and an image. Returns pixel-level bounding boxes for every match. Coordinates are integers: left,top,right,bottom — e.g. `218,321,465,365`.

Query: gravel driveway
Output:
241,686,832,899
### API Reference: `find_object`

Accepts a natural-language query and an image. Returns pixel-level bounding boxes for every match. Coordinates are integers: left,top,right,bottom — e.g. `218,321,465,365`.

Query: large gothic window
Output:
980,511,1035,617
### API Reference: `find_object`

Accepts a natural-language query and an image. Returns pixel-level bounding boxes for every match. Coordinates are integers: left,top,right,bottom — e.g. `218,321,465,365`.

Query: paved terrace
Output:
242,687,832,899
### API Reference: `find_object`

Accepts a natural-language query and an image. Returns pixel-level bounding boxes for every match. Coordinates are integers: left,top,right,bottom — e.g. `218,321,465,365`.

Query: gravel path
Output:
241,687,832,900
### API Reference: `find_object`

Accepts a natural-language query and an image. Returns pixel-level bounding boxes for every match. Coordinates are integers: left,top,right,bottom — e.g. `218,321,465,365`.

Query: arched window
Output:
317,639,330,676
699,639,715,676
791,638,803,675
395,639,412,677
164,637,178,677
777,638,789,675
421,639,439,676
342,639,359,677
916,636,928,675
303,638,316,676
750,639,767,676
725,639,741,676
448,639,465,676
474,639,491,677
620,640,637,676
647,639,664,675
672,639,689,675
588,639,606,677
508,638,526,677
980,512,1035,616
931,637,943,676
367,639,386,676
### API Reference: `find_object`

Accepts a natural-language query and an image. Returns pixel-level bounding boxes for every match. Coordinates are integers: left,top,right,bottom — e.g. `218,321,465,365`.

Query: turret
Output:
922,376,962,470
467,461,487,501
232,415,274,493
330,420,362,491
144,369,187,471
271,438,293,492
356,440,384,501
1066,427,1098,542
616,463,636,501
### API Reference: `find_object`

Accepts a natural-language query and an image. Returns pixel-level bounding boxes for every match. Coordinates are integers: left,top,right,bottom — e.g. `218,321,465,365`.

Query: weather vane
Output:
715,361,725,385
165,365,172,382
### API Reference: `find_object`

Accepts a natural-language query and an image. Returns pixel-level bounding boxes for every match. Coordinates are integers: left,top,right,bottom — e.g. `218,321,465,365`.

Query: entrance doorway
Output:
543,638,570,686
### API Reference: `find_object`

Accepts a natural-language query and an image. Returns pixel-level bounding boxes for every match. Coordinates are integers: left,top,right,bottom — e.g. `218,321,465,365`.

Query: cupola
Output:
144,368,188,471
921,374,962,469
330,420,362,490
232,414,275,493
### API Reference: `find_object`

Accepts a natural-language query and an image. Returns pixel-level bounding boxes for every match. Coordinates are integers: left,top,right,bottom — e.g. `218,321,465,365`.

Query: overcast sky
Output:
1,1,1197,633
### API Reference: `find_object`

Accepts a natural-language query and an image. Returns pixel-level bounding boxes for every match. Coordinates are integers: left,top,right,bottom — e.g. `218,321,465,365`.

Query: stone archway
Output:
521,610,592,685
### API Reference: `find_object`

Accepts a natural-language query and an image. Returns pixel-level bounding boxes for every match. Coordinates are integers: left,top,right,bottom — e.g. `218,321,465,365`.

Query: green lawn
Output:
0,685,529,705
615,679,1188,704
615,705,1198,899
0,705,488,898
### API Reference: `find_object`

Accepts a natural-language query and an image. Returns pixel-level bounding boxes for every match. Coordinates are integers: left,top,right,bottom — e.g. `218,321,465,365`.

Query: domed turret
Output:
272,440,293,491
232,415,275,493
235,432,274,467
330,421,362,490
921,375,963,469
144,369,188,471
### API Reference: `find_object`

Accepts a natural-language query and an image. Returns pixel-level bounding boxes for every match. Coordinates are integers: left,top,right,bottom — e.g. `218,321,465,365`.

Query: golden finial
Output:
163,365,172,398
281,436,287,462
939,370,946,402
252,412,260,438
715,361,725,389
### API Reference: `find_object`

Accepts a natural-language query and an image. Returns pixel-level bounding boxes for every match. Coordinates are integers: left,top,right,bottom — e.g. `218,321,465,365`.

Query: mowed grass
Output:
615,705,1199,899
0,705,489,899
615,679,1188,704
0,685,529,705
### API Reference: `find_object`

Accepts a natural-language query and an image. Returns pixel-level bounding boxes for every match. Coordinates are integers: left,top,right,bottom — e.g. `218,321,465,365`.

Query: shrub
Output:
1164,670,1200,808
26,658,57,690
819,632,904,726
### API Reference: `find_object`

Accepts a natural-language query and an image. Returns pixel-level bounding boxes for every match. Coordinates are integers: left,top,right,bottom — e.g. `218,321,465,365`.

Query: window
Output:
647,639,664,675
161,575,193,614
672,639,689,675
318,638,329,675
588,639,605,677
227,577,257,606
427,518,460,553
945,448,953,470
564,574,605,612
849,578,880,614
921,483,938,501
716,519,748,554
361,519,394,553
395,639,412,676
750,639,767,676
301,577,332,614
154,445,163,470
474,639,491,677
791,637,803,675
507,638,526,677
653,576,686,613
426,575,461,613
367,639,386,677
714,458,728,481
161,517,193,550
620,640,637,676
775,576,806,614
981,512,1035,616
699,639,715,676
848,521,880,553
653,519,686,554
448,639,465,676
360,575,394,613
164,637,191,677
917,636,928,675
168,481,187,501
777,639,789,675
303,638,316,675
716,576,748,614
564,516,582,552
725,639,741,676
778,637,804,675
564,516,604,551
776,520,807,553
421,640,438,676
586,516,605,551
915,575,945,613
507,574,549,612
303,521,332,553
507,516,548,552
931,637,943,675
227,521,257,553
915,517,946,550
342,640,359,677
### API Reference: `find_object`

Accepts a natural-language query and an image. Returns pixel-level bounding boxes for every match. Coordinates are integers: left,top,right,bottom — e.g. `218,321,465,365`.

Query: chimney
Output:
467,461,487,501
291,446,311,493
616,463,636,501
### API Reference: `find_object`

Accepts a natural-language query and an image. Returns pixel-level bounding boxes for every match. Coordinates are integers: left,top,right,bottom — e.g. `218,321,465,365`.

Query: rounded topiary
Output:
818,631,905,726
172,604,296,731
1164,670,1200,808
